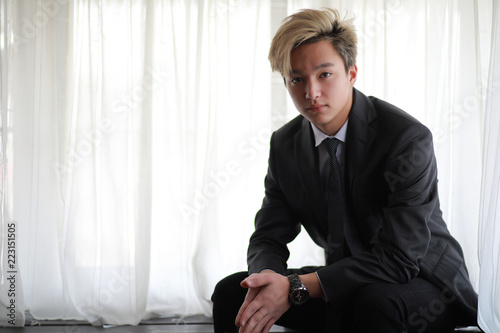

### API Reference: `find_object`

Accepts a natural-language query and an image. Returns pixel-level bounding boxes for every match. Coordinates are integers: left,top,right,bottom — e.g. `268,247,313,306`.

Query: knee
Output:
350,281,460,333
212,271,248,308
353,283,399,313
351,284,403,331
212,272,248,333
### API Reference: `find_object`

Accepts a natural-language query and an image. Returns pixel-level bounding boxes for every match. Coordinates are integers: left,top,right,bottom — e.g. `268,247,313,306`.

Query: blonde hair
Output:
269,8,357,77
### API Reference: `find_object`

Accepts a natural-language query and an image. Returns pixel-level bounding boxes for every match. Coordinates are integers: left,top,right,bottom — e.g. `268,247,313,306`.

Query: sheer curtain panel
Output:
478,0,500,330
0,0,25,326
2,0,275,326
0,0,499,329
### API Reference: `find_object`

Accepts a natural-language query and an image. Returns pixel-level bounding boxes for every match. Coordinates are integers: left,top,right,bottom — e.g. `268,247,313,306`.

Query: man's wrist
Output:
298,272,325,299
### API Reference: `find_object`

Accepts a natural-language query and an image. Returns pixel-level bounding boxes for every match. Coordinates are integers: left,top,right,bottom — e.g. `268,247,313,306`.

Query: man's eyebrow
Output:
290,62,336,75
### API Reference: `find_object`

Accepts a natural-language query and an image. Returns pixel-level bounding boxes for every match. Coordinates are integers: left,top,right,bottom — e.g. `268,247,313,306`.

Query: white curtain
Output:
2,0,276,325
478,0,500,331
0,0,498,330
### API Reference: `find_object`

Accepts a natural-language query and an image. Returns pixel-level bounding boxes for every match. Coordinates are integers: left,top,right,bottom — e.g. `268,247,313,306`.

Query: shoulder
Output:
370,96,422,128
274,115,305,136
352,89,432,140
271,115,308,145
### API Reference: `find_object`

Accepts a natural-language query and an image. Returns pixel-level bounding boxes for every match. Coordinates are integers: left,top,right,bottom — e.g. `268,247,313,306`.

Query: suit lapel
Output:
345,89,378,195
294,118,329,240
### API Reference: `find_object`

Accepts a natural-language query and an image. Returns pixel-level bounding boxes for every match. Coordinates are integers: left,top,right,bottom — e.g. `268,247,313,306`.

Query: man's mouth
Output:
307,104,325,112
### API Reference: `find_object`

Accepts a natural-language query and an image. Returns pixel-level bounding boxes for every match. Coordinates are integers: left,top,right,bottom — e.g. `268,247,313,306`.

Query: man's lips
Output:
307,104,326,112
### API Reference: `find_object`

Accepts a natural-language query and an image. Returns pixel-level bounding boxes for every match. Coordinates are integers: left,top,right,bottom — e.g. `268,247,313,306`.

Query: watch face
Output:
292,288,309,305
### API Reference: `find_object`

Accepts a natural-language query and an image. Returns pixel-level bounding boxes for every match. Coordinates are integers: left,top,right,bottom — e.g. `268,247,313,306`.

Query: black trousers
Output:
212,271,462,333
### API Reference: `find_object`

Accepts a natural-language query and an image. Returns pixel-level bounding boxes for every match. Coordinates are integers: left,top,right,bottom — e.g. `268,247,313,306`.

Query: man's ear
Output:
349,65,358,86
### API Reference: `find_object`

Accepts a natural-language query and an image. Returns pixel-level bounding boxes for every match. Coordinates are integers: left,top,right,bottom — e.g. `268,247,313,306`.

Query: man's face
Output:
285,40,357,136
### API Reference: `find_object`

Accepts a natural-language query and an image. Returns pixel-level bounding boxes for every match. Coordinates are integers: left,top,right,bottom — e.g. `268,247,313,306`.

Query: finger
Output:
237,296,262,329
254,305,280,333
251,313,268,333
242,309,265,333
263,317,277,333
235,287,260,327
252,312,277,333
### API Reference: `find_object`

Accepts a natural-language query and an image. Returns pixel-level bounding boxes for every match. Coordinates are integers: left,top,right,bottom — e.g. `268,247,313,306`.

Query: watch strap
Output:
287,273,309,305
288,273,303,290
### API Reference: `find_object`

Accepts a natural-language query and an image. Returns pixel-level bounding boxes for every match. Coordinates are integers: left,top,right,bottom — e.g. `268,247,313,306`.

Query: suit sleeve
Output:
317,123,438,303
247,132,301,274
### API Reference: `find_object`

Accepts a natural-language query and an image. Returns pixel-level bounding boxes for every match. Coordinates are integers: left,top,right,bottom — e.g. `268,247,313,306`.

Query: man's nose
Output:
305,80,320,101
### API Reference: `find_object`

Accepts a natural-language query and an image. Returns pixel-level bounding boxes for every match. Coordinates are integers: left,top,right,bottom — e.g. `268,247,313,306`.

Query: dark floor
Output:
0,315,482,332
0,324,484,333
0,326,218,333
0,315,296,333
0,324,294,333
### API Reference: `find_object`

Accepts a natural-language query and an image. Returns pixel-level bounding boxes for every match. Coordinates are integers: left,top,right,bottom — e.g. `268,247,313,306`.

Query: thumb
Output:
241,272,274,288
240,277,254,288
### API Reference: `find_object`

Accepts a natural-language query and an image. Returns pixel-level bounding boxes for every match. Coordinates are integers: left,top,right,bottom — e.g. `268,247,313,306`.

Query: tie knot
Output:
324,138,341,159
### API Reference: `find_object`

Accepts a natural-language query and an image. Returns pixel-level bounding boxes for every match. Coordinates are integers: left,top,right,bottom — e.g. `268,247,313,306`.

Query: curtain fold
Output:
0,0,25,327
0,0,497,328
478,0,500,330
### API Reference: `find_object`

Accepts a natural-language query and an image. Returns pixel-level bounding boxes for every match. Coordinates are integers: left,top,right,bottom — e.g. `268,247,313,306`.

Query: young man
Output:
212,8,478,333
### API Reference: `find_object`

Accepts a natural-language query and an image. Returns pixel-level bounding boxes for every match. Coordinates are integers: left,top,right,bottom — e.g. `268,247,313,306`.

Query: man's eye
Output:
320,72,331,78
291,77,303,84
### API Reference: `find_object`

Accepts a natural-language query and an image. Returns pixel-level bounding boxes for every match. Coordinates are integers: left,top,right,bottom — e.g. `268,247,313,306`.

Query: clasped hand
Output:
235,271,291,333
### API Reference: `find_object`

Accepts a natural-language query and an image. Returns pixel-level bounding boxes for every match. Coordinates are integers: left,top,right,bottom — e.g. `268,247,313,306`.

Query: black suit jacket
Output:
247,88,478,324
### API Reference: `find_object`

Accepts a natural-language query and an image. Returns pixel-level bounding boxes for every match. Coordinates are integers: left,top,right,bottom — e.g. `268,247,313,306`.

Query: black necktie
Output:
324,138,345,264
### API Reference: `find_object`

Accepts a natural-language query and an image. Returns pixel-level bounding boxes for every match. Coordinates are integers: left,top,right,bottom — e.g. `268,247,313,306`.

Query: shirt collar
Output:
310,119,349,147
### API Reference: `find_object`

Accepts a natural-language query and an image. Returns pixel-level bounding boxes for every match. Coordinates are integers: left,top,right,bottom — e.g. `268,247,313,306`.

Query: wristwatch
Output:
287,273,309,305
